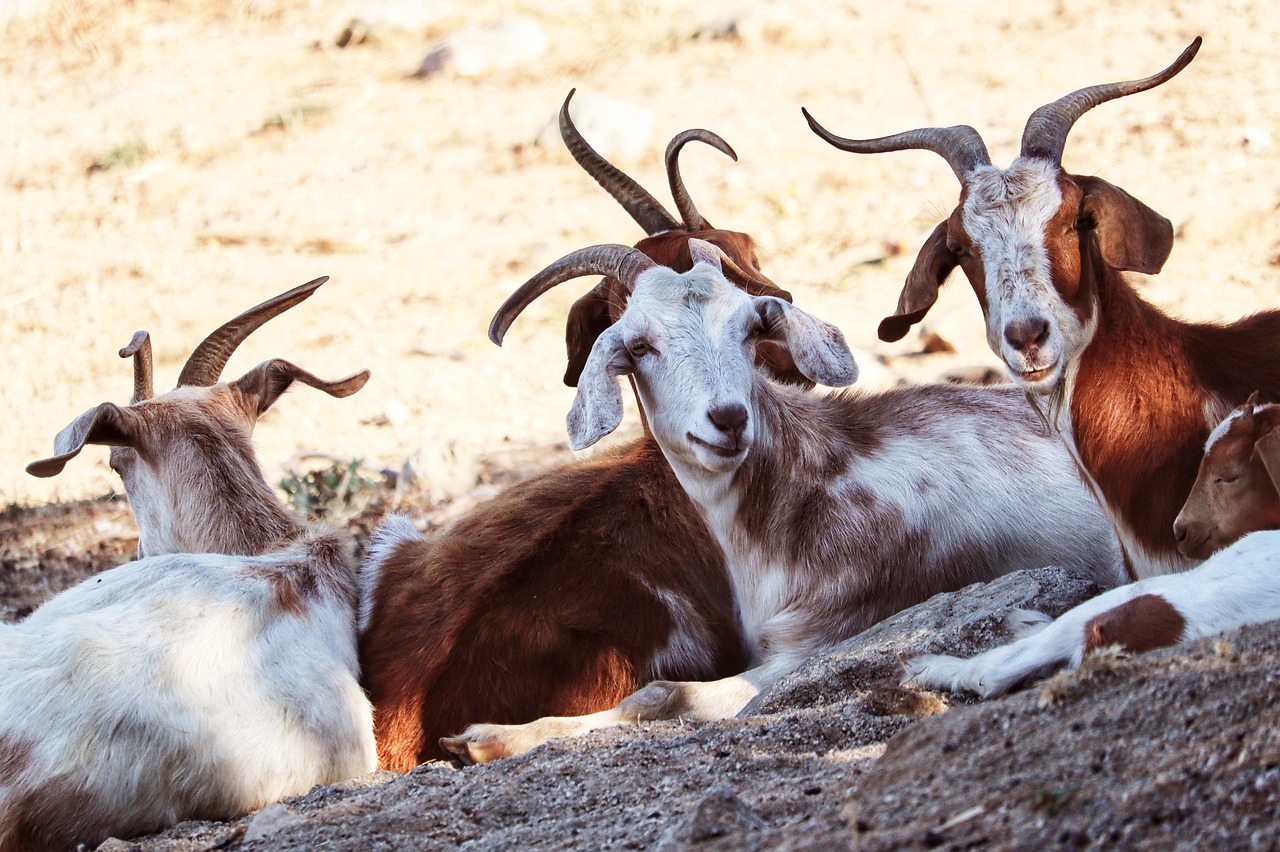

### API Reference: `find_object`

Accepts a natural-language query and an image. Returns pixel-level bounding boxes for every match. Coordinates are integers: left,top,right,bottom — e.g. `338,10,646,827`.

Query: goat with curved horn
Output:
176,275,329,387
802,112,992,181
665,128,736,231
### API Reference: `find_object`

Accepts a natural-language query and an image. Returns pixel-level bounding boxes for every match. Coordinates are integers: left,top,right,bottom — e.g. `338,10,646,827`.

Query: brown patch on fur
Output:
1,769,118,852
359,437,748,770
0,733,33,783
245,530,357,616
1082,594,1187,655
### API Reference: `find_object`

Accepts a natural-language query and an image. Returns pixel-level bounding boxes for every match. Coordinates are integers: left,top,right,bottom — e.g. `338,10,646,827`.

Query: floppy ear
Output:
1253,426,1280,496
757,297,858,388
563,281,617,388
27,403,138,478
566,325,631,451
1076,175,1174,274
232,359,370,418
879,220,957,343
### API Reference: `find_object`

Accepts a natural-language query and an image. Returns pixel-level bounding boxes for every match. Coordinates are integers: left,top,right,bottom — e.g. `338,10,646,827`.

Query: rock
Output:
654,785,768,850
414,18,548,79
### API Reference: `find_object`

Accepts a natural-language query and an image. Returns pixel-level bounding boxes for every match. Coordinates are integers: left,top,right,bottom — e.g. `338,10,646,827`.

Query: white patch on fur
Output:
962,159,1094,389
643,584,719,677
1204,400,1263,453
359,514,422,633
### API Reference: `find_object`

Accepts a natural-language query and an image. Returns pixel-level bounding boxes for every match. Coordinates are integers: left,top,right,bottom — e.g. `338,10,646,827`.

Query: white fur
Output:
359,514,422,633
0,547,376,847
906,529,1280,697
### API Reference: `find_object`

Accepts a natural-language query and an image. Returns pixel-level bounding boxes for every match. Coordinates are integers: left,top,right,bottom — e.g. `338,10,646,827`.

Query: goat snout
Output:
707,402,749,438
1003,317,1050,353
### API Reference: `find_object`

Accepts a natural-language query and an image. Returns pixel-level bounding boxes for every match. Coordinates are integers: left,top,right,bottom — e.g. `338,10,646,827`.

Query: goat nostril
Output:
1172,522,1187,544
1004,318,1051,352
708,403,749,434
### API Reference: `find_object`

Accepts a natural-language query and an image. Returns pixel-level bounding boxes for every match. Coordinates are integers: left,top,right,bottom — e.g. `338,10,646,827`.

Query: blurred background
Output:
2,0,1275,507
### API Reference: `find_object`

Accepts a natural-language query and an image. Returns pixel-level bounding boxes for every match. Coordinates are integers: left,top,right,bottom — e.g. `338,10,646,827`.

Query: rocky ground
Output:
4,0,1280,849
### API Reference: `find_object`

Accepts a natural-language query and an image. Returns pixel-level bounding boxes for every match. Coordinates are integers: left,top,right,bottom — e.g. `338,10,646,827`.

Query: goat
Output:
361,97,791,769
904,396,1280,697
805,37,1280,579
3,279,376,851
442,238,1125,761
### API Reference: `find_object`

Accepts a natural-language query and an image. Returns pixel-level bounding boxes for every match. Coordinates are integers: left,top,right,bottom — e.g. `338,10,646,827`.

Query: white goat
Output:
439,238,1124,761
905,396,1280,697
3,279,376,851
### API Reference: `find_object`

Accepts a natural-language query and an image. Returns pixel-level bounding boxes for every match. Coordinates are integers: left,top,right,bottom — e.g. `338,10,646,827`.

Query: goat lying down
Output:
3,280,376,851
805,37,1280,579
906,396,1280,697
360,96,785,770
439,239,1125,762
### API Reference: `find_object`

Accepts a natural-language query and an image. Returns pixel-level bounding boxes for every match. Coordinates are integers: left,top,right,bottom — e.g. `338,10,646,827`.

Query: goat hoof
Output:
439,731,514,766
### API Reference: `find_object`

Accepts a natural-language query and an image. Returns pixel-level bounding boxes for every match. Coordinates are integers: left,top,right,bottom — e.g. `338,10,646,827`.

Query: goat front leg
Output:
439,666,780,765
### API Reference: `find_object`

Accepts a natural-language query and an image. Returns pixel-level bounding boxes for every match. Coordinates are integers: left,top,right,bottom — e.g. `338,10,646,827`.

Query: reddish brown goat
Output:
806,37,1280,578
359,96,790,768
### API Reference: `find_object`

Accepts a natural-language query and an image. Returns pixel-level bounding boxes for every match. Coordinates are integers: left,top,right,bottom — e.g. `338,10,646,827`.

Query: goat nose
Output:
1004,318,1050,352
1172,519,1188,544
708,402,749,435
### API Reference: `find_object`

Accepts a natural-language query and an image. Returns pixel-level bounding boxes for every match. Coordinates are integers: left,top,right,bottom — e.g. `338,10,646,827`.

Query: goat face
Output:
566,240,858,473
1173,398,1280,559
891,159,1172,397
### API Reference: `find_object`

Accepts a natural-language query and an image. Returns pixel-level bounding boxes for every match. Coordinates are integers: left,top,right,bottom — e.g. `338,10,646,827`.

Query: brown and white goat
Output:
805,37,1280,578
360,100,788,769
443,238,1124,760
3,280,376,851
906,395,1280,697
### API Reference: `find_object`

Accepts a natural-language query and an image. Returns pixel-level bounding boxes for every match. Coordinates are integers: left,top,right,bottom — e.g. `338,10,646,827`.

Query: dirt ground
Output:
3,0,1277,509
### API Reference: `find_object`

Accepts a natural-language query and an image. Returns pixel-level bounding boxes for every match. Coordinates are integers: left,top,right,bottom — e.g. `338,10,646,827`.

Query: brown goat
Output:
1173,394,1280,558
359,96,793,768
806,37,1280,578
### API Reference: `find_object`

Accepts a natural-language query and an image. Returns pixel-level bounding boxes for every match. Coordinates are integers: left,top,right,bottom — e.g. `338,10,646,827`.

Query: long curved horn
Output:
119,330,154,404
1021,37,1201,163
489,245,656,346
803,107,992,182
560,89,681,235
176,276,329,388
666,129,736,231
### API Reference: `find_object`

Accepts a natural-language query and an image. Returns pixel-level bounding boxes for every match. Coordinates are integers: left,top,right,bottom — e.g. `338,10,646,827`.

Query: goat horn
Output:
803,107,992,182
666,129,736,232
489,245,656,346
119,330,154,404
560,89,681,236
1020,37,1201,163
714,248,792,301
176,276,329,388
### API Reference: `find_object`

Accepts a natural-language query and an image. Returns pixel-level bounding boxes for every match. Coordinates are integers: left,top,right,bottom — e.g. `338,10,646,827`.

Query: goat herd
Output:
5,35,1280,850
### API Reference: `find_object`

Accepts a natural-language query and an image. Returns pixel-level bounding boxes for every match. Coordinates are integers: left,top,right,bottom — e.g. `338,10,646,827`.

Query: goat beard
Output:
1023,380,1069,435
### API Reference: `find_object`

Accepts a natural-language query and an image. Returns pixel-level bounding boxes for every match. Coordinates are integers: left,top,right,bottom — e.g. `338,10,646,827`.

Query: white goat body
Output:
905,529,1280,697
0,532,375,850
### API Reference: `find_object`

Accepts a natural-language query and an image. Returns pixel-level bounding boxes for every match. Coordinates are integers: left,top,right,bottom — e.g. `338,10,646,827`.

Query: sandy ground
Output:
2,0,1278,508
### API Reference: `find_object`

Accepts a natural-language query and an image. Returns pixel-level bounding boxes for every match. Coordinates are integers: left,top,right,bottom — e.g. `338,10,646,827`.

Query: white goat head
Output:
804,38,1199,398
490,239,857,473
1173,393,1280,559
27,278,369,557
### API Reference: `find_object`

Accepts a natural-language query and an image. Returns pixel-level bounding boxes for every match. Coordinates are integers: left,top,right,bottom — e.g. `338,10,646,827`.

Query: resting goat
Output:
362,98,791,769
805,37,1280,578
905,396,1280,697
445,238,1124,759
4,279,376,851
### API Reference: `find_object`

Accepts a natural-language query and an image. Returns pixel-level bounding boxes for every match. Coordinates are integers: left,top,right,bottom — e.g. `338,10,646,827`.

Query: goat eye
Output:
1213,474,1240,485
627,339,651,357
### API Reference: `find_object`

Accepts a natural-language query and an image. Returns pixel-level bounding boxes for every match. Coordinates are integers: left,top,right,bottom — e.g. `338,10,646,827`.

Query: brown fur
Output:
1082,594,1187,654
359,437,748,770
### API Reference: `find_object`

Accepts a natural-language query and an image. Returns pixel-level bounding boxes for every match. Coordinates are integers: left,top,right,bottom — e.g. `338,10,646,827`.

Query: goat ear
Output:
687,238,724,271
757,297,858,388
27,403,137,478
566,325,630,450
232,359,370,418
563,281,616,388
1076,175,1174,274
1252,426,1280,496
879,220,957,343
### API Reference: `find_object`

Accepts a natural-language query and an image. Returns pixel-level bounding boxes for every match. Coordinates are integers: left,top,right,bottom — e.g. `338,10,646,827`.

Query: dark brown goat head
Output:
557,89,806,388
804,37,1200,397
1173,393,1280,559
